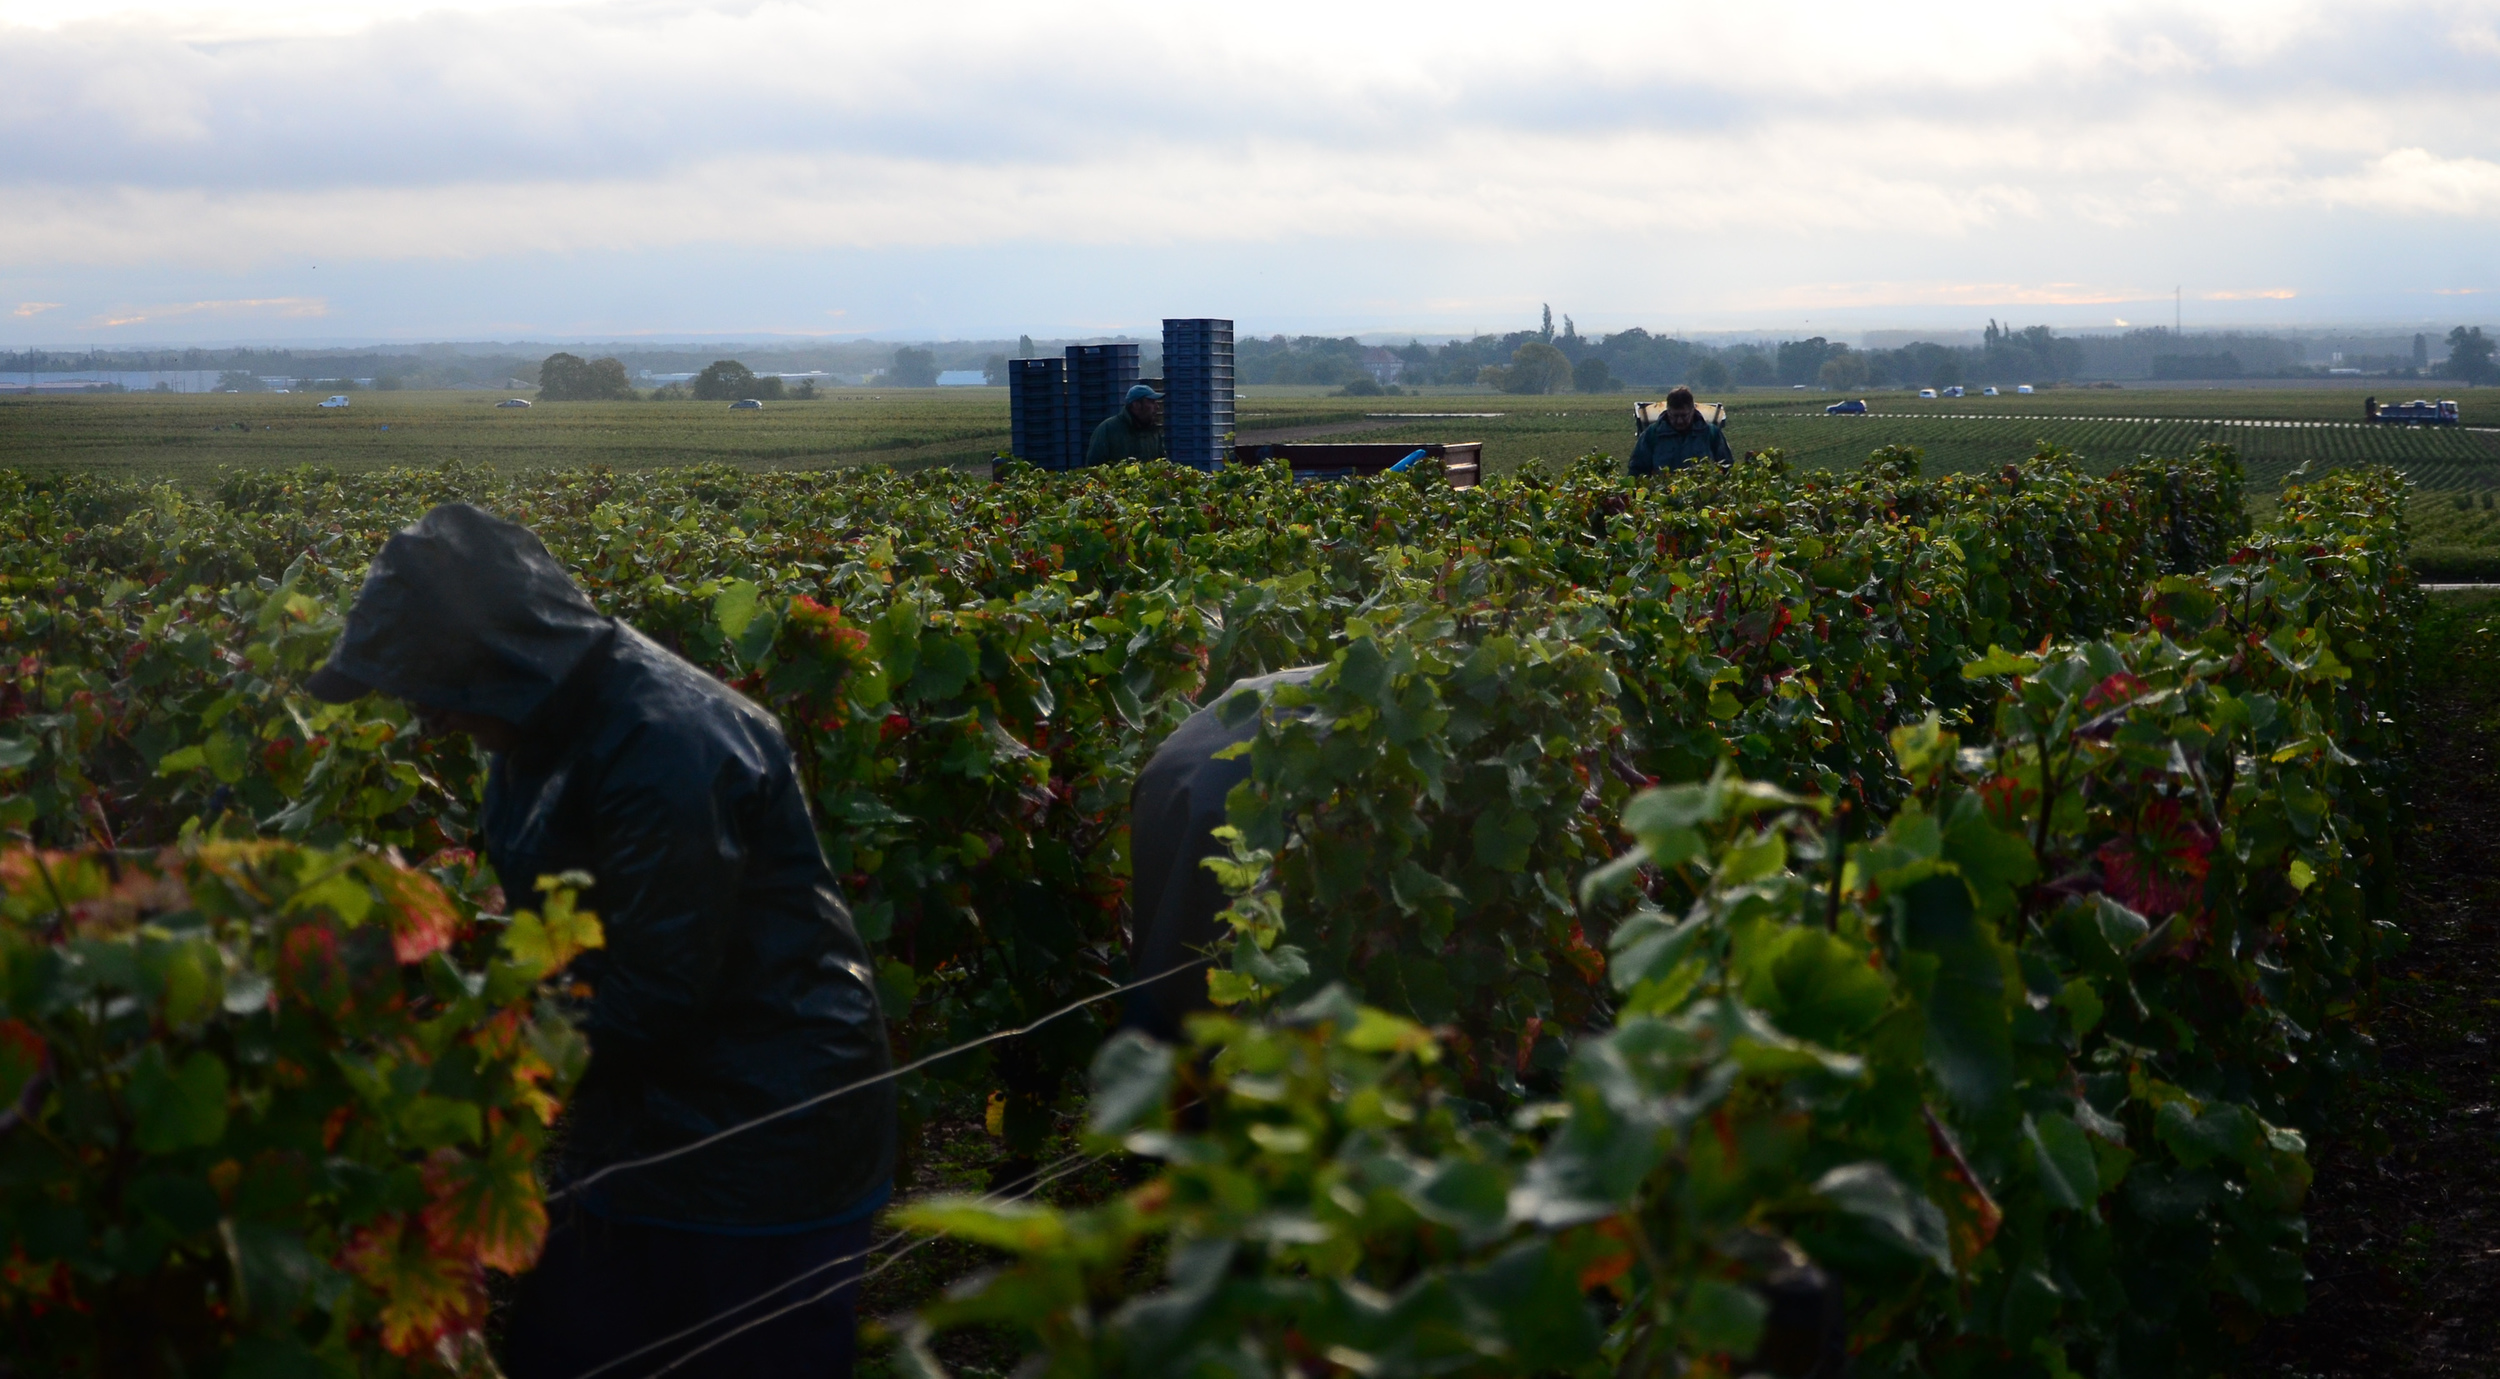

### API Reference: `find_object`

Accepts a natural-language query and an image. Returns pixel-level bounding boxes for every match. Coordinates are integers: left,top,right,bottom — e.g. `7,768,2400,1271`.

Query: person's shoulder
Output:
595,630,784,751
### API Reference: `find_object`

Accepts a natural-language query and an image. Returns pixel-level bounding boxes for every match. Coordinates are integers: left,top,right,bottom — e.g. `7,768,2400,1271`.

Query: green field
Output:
4,384,2493,496
0,389,1018,478
1249,387,2500,492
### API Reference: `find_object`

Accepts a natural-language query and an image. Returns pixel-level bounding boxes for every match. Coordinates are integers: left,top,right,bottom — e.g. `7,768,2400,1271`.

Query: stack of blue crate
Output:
1161,319,1234,471
1063,343,1140,464
1007,357,1067,469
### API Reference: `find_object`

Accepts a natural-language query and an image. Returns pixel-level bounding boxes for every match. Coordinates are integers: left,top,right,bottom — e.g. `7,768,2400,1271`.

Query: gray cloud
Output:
0,0,2494,338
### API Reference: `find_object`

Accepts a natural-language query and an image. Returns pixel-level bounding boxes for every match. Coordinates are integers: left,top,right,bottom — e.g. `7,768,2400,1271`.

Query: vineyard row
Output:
0,443,2412,1377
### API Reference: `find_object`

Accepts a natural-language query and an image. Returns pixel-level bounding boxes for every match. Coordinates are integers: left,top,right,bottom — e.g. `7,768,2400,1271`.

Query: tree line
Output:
1228,311,2500,394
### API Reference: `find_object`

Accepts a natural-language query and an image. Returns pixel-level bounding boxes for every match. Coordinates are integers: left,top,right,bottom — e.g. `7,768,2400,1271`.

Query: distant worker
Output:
1629,385,1733,476
2364,395,2379,421
1086,383,1165,466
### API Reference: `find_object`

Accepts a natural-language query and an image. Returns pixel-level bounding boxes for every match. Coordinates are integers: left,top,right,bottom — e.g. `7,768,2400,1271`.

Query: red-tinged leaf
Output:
0,1018,46,1109
1925,1106,2003,1265
1570,1218,1637,1291
0,1246,77,1312
276,920,353,1016
341,1212,484,1356
419,1132,549,1274
368,858,464,964
2096,797,2215,943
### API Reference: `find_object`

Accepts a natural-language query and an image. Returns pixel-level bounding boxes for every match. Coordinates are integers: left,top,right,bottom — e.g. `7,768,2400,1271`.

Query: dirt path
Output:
1232,419,1407,445
1770,412,2500,435
2245,594,2500,1377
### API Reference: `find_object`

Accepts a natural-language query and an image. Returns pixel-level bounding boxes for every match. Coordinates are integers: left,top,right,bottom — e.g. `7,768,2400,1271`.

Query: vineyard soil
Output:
2245,591,2500,1379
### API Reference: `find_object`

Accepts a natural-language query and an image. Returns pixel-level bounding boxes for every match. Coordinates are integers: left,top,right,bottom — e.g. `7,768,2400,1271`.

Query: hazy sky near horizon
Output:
3,0,2497,346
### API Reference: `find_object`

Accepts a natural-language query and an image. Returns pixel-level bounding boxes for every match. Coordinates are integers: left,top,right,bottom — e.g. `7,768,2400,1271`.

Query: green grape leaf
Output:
1087,1032,1174,1137
127,1047,229,1154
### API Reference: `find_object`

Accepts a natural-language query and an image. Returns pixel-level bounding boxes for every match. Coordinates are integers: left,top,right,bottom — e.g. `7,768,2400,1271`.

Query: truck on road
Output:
2366,397,2459,425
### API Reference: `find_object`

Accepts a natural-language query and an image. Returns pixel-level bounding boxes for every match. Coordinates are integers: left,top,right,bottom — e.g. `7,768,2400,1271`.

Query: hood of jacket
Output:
308,502,612,724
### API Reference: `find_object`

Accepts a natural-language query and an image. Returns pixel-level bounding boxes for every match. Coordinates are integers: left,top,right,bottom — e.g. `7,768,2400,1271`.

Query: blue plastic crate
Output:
1007,358,1067,468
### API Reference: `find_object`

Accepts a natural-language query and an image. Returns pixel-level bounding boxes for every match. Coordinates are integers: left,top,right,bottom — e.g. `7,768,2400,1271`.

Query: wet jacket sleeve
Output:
1709,423,1734,466
580,730,747,1063
1124,719,1253,1040
1628,419,1663,476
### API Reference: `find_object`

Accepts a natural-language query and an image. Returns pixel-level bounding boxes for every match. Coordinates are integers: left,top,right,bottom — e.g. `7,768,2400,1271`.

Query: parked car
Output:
1982,386,2000,396
1942,386,1965,398
1919,388,1939,399
1826,399,1868,415
319,395,351,408
496,398,532,408
2017,384,2035,394
729,398,764,410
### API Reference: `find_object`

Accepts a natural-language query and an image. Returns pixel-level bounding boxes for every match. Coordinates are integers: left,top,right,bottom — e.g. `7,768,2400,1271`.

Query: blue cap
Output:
1125,384,1164,403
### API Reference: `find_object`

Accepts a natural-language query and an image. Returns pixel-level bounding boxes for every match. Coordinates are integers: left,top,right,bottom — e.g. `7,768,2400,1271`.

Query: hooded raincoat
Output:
1124,667,1321,1040
313,504,893,1230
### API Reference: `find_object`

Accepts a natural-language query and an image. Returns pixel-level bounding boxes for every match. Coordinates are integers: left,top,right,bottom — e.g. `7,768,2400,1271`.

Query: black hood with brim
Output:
309,503,612,724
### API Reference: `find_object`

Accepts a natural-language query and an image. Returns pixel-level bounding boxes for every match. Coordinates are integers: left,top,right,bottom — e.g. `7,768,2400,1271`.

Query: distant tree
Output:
1818,351,1869,390
2447,326,2496,385
1686,355,1731,391
792,378,819,400
1573,356,1622,393
982,354,1011,385
882,347,940,388
1776,337,1840,386
538,353,635,401
1482,342,1572,394
1539,304,1555,344
2414,333,2432,369
692,359,760,401
1726,347,1778,388
1017,334,1037,359
750,375,787,401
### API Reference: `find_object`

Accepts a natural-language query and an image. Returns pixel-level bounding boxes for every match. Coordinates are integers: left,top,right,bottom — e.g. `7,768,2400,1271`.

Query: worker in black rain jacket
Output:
1124,666,1321,1040
305,503,892,1379
1085,383,1165,466
1628,385,1734,476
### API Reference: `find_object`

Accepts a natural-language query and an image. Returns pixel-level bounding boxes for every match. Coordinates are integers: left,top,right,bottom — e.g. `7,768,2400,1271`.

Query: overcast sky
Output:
3,0,2496,346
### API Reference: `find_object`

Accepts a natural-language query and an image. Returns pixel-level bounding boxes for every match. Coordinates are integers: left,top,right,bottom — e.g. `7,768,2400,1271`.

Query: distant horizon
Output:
2,316,2484,359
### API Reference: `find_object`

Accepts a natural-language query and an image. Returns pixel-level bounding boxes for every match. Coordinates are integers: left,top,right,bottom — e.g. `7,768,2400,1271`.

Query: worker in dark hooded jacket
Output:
1628,385,1734,476
305,503,892,1379
1124,667,1320,1039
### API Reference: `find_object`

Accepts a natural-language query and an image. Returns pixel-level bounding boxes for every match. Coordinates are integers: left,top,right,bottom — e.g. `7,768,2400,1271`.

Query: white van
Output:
1982,386,2000,397
319,395,351,408
1918,388,1939,399
2017,385,2035,394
